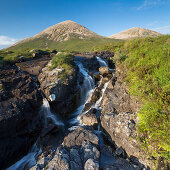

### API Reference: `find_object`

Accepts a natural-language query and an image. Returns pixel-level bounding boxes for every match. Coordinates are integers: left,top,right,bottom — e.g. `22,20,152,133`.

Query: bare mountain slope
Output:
33,20,102,41
11,20,102,47
109,27,162,39
8,20,119,51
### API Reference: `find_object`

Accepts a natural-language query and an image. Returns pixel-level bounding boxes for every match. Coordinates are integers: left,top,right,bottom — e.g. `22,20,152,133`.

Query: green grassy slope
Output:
7,36,120,52
50,52,74,82
95,35,170,166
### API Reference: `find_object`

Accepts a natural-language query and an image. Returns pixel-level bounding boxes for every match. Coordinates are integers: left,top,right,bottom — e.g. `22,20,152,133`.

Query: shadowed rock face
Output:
0,65,43,169
38,61,81,117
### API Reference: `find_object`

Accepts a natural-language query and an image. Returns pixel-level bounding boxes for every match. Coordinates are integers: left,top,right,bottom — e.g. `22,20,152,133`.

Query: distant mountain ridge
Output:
8,22,162,51
8,20,118,52
109,27,162,39
11,20,103,48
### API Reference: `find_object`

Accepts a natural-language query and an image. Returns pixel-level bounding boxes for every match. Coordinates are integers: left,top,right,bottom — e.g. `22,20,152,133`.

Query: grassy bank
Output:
50,52,74,81
96,35,170,166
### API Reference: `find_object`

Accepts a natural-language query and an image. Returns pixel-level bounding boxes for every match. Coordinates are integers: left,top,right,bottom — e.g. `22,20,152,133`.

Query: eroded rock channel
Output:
0,52,152,170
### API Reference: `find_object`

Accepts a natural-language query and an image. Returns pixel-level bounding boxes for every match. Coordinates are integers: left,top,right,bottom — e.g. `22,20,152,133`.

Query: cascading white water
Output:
94,57,116,167
77,61,94,104
8,57,111,169
94,81,109,109
78,56,110,116
69,61,95,126
7,143,41,170
96,56,108,67
42,98,64,126
7,98,64,170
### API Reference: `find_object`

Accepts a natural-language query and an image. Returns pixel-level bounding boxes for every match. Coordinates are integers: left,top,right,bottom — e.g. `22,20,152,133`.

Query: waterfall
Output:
68,61,95,126
7,98,64,170
7,143,41,170
42,98,64,126
77,61,94,104
7,56,111,169
96,56,108,67
94,81,109,109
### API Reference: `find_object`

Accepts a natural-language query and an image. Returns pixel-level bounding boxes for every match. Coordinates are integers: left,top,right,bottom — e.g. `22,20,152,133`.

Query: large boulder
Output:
99,66,112,76
0,65,42,169
31,127,100,170
78,108,98,126
38,62,81,117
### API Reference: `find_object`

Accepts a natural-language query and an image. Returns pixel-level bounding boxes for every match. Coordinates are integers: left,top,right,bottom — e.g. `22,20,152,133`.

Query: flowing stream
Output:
7,56,112,170
68,59,94,127
7,143,41,170
42,98,64,126
7,98,64,170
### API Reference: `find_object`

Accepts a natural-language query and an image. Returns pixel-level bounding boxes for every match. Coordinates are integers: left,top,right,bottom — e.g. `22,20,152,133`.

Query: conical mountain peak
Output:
33,20,101,42
110,27,162,39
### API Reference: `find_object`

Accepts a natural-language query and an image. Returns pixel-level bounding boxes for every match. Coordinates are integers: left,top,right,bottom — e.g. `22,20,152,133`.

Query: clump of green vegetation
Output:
95,35,170,166
0,49,34,63
92,41,124,53
50,52,74,81
0,84,4,91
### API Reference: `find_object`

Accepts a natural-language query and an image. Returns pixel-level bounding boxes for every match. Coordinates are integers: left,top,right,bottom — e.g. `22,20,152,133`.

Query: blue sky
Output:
0,0,170,49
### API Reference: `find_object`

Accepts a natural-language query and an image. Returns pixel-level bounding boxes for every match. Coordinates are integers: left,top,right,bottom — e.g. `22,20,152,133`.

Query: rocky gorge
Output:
0,50,155,170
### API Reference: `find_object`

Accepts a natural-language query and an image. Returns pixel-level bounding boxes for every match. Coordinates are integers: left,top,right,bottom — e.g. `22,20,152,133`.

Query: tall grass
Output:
115,35,170,161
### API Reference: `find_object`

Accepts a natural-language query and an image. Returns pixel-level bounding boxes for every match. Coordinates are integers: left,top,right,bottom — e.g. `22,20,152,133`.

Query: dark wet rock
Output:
63,126,99,147
83,102,93,112
40,124,59,137
31,49,50,58
51,49,58,54
38,61,81,117
78,108,98,126
101,145,113,157
115,146,127,159
76,56,100,72
94,73,101,84
0,65,42,169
